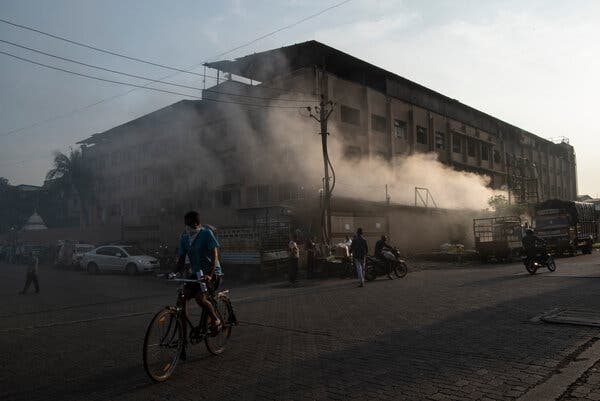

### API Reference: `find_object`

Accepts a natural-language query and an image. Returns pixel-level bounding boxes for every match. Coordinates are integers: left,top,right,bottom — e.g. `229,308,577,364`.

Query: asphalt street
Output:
2,253,600,401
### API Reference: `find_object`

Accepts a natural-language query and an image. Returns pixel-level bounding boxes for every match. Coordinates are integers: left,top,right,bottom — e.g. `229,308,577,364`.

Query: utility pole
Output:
307,95,335,244
385,184,391,205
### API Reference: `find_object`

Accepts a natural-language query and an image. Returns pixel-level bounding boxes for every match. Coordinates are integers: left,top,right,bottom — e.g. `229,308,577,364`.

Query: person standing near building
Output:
350,228,368,287
288,235,300,286
20,252,40,294
305,236,316,279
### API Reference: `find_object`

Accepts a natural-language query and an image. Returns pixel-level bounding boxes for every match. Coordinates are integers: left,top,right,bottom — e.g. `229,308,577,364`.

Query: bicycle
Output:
142,277,237,382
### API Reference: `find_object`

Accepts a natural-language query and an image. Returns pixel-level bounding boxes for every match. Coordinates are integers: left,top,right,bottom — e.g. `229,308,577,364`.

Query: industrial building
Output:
77,41,577,251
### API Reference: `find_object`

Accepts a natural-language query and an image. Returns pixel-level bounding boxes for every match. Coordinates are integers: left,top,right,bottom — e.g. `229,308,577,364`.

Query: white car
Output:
81,245,160,275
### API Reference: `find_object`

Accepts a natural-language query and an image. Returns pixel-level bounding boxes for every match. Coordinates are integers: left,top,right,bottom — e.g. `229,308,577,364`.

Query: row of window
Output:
341,107,499,163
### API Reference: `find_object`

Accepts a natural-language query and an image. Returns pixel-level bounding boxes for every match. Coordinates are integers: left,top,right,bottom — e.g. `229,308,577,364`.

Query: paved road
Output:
2,253,600,401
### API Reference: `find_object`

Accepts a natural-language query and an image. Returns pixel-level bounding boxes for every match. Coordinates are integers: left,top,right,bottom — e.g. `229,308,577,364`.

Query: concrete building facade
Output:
78,41,577,245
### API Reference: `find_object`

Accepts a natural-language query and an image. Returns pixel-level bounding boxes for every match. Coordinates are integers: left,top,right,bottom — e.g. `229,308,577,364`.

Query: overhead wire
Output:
0,50,312,120
0,38,315,103
0,0,352,76
0,0,351,137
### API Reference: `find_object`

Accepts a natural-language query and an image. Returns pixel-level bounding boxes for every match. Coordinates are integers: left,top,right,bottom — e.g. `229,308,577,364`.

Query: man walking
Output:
20,252,40,294
350,228,368,287
305,236,316,279
288,235,300,286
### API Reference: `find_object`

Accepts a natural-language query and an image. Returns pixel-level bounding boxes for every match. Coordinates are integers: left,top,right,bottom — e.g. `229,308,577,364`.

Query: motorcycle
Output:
522,246,556,275
364,248,408,281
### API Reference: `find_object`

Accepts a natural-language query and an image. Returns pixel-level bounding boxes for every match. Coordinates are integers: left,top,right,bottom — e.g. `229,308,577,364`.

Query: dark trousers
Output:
289,258,299,283
307,253,315,279
22,272,39,293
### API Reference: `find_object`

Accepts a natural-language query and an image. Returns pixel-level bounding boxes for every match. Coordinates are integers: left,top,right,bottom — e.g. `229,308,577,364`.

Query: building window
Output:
493,150,502,163
258,185,270,204
467,140,476,157
345,146,362,161
481,144,489,161
371,114,387,133
435,132,445,150
375,151,388,161
452,134,462,153
416,126,428,144
279,183,304,201
394,120,407,139
341,105,360,125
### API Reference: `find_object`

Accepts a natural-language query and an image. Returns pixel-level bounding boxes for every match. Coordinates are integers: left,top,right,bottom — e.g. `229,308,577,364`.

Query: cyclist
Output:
173,211,222,359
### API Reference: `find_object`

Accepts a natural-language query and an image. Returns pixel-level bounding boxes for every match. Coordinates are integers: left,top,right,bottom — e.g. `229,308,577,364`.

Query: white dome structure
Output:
21,211,48,231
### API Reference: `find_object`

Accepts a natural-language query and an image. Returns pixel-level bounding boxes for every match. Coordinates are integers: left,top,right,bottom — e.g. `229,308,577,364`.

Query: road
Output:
2,253,600,401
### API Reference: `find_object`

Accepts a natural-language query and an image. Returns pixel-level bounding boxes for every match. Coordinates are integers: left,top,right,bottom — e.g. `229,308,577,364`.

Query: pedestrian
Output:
306,236,316,279
20,252,40,294
350,227,368,287
288,234,300,286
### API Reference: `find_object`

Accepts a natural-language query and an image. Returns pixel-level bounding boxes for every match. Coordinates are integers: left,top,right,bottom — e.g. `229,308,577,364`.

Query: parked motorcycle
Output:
364,248,408,281
523,246,556,275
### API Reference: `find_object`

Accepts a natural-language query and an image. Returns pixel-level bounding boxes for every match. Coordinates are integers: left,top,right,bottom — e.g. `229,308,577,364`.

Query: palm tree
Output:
46,148,93,226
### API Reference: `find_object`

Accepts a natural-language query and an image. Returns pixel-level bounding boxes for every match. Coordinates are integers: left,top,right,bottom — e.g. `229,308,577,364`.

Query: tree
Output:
487,194,528,216
488,194,509,212
0,177,8,187
46,148,93,226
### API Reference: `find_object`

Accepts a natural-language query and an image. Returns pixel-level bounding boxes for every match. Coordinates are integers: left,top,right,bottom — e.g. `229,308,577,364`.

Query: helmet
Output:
381,235,388,241
525,228,535,235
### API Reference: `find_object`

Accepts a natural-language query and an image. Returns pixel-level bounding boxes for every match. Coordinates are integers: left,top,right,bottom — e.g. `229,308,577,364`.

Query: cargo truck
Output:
533,199,597,255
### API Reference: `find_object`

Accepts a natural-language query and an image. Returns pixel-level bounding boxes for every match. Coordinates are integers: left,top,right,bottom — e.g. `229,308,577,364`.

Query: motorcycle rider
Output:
374,235,394,280
522,228,546,263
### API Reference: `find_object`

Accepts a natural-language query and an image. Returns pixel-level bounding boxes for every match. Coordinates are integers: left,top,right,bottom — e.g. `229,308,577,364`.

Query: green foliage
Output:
46,148,93,225
487,194,528,216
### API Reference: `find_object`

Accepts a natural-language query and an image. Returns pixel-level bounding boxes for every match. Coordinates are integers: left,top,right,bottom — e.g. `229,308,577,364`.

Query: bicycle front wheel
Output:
143,307,184,382
205,297,233,355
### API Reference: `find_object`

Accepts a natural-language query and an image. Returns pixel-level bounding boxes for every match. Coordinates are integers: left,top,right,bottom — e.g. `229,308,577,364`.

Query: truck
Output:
533,199,597,255
473,216,523,262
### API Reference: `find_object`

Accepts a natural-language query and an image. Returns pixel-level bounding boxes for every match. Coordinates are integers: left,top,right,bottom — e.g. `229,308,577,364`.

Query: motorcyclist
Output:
374,235,394,279
522,228,546,262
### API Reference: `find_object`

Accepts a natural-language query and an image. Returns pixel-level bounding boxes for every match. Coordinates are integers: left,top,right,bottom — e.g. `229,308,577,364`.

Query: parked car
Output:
57,242,95,269
81,245,160,275
73,244,95,268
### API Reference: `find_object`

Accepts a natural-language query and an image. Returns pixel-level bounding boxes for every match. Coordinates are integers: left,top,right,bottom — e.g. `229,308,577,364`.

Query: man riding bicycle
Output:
173,211,223,359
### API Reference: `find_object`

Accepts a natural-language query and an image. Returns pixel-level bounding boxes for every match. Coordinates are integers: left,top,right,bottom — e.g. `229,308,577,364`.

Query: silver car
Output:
81,245,160,275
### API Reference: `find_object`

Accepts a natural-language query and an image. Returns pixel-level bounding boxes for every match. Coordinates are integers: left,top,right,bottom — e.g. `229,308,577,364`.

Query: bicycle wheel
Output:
394,261,408,278
205,297,233,355
143,307,184,382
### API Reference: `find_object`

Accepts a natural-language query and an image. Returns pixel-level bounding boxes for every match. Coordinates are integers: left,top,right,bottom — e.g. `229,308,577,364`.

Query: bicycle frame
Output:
171,278,213,343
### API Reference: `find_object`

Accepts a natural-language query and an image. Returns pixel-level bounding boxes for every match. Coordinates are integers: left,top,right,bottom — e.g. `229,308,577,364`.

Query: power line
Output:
0,0,351,137
0,0,352,77
0,50,309,119
0,17,207,78
0,38,315,103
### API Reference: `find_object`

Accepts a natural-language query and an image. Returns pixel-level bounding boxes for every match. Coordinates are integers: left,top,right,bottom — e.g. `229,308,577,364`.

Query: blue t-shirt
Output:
178,228,222,275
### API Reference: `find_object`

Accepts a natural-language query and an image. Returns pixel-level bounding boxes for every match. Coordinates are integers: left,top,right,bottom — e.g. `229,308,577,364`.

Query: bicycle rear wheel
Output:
205,297,233,355
143,307,183,382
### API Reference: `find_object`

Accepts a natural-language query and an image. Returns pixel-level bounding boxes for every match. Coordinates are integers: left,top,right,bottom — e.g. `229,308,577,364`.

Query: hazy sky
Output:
1,0,599,196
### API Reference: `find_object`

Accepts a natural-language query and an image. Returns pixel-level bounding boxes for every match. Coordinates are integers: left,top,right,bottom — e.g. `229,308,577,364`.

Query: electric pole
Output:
307,95,335,244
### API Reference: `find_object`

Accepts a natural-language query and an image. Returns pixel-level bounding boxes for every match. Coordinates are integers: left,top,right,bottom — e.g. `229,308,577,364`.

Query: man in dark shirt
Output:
374,235,394,279
350,228,368,287
522,228,546,260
